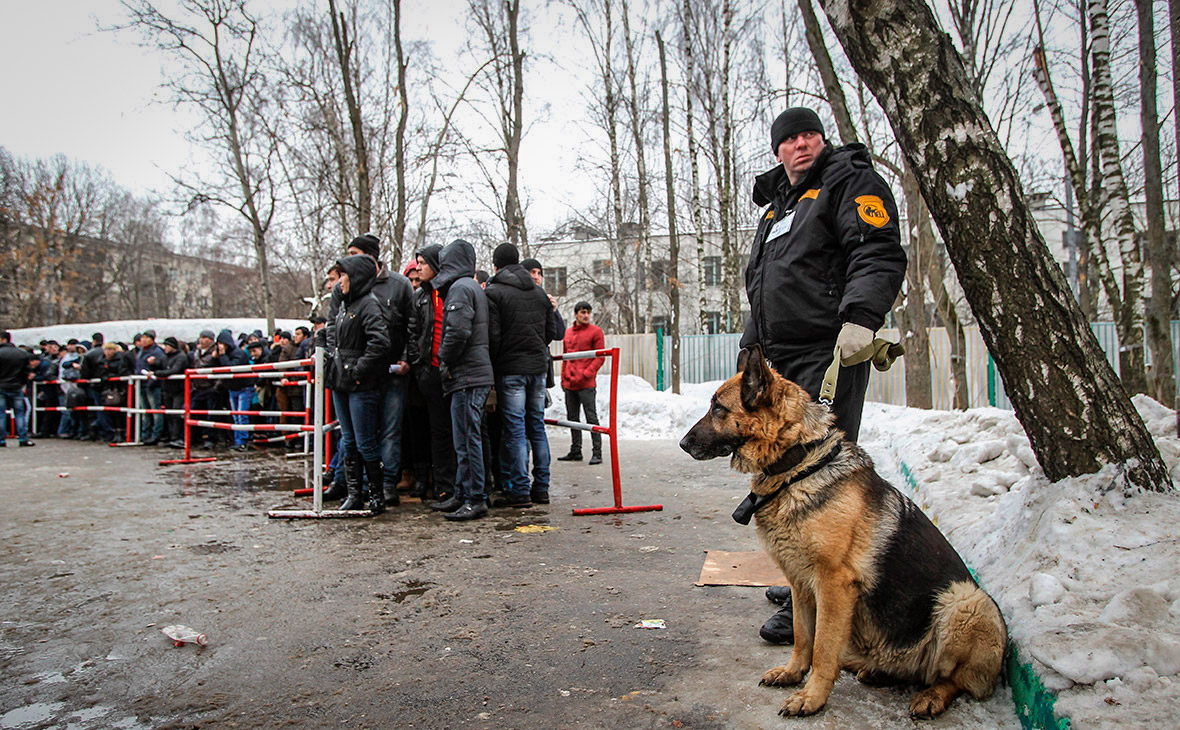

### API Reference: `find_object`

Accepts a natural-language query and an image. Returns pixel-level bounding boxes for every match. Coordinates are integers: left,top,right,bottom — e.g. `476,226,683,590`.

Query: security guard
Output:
741,106,906,643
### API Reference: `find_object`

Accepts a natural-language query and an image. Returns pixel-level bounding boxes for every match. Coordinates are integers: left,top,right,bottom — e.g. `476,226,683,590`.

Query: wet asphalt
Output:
0,436,1020,729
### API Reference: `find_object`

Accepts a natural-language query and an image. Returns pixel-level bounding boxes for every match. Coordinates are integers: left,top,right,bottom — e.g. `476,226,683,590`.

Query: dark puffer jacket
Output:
740,143,906,363
485,263,559,376
0,341,31,390
434,240,494,395
406,244,444,369
212,330,250,389
370,267,414,365
156,348,191,396
330,254,391,392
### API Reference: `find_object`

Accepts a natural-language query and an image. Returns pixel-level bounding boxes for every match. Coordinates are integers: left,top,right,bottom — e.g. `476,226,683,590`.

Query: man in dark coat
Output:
429,239,494,521
212,330,251,451
407,243,457,504
78,334,107,440
485,243,560,505
136,331,167,445
741,107,906,644
0,330,34,446
157,337,190,448
347,233,414,506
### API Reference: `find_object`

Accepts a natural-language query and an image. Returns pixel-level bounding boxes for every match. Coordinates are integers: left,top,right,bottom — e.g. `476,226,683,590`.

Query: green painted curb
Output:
894,458,1069,730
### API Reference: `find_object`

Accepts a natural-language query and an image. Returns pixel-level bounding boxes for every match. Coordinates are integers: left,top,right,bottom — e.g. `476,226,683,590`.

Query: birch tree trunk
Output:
899,165,932,408
1090,0,1147,395
658,30,681,393
681,0,708,333
797,0,857,144
392,0,409,262
1136,0,1176,406
621,0,652,333
817,0,1171,492
1170,0,1180,432
505,0,528,253
719,0,740,331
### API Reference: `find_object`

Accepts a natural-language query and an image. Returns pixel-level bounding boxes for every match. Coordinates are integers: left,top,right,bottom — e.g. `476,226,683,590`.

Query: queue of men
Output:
1,237,606,525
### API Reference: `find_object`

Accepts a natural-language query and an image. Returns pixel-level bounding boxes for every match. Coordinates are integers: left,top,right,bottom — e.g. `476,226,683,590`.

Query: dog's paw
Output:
909,687,951,719
760,664,804,687
778,688,827,717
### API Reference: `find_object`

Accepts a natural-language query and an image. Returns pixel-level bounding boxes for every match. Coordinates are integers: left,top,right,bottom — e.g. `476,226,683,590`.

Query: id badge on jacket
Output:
766,210,796,242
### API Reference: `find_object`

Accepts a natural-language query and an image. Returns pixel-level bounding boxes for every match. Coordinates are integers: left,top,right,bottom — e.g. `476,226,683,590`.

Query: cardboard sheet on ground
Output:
695,550,789,587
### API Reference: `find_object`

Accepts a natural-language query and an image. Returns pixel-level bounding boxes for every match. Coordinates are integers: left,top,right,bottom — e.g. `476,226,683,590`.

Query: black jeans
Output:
416,366,456,496
164,390,186,442
563,387,601,456
769,341,870,443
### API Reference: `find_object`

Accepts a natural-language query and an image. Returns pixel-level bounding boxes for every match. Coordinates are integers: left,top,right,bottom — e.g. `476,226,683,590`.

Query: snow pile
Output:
9,318,311,345
545,374,719,440
859,398,1180,728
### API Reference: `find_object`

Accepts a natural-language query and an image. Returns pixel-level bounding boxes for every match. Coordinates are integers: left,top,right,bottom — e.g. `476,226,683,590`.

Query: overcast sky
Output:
0,0,605,235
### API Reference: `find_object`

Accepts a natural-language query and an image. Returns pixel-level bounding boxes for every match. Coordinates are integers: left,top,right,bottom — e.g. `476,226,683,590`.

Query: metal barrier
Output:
547,347,662,516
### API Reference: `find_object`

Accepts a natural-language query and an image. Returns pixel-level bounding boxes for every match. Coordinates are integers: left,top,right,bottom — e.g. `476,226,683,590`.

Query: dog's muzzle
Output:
679,419,742,461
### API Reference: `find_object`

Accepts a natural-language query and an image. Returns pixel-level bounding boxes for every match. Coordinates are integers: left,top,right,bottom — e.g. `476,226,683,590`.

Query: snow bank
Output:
9,318,311,345
545,374,719,440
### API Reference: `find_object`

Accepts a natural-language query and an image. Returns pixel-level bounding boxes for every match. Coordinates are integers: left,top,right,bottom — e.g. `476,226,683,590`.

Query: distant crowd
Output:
0,234,609,522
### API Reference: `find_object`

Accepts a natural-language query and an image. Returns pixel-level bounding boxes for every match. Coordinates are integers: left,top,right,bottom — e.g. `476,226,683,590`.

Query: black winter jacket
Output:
156,349,191,396
329,254,391,392
485,263,559,376
0,342,31,390
100,351,132,394
212,330,250,384
741,143,906,363
79,346,105,387
370,267,414,365
406,243,444,369
434,240,494,395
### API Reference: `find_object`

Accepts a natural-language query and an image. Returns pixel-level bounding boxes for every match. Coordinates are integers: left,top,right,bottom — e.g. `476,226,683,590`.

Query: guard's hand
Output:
836,323,874,361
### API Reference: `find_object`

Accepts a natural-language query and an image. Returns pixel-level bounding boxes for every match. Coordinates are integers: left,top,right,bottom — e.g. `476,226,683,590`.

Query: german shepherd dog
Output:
680,345,1006,718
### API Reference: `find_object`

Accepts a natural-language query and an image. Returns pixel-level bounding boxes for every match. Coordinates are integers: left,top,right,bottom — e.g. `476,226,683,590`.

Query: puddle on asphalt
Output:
1,702,65,729
375,579,434,603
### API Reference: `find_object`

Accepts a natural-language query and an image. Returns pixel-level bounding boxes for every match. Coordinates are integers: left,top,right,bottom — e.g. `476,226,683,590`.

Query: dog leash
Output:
732,439,843,525
817,338,906,408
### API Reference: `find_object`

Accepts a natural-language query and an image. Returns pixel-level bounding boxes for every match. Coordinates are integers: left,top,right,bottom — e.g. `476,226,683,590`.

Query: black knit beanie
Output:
771,107,825,152
350,233,381,259
493,243,520,269
416,244,443,275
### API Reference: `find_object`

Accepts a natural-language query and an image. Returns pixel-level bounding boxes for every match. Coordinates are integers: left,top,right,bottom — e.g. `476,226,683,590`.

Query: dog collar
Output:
731,439,843,526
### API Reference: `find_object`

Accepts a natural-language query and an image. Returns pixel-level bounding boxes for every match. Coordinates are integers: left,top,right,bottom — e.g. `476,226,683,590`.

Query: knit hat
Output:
199,329,215,340
246,340,265,350
350,233,381,259
143,329,156,339
402,260,418,276
415,244,443,275
493,243,520,269
771,107,825,153
163,336,180,350
520,257,542,273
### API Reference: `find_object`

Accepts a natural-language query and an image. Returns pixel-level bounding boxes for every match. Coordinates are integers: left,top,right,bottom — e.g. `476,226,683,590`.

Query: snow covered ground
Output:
566,374,1180,729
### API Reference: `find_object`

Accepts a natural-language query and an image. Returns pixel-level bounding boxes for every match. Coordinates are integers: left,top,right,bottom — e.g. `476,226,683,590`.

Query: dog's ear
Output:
739,345,773,411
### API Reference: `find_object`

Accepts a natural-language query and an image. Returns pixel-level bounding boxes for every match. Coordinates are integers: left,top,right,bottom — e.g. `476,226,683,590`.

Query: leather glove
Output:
836,322,875,361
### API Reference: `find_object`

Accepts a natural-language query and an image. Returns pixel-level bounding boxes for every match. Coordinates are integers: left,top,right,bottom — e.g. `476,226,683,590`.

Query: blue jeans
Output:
380,375,408,489
333,389,382,462
229,388,253,446
450,386,489,504
143,382,165,441
497,374,550,497
0,388,29,443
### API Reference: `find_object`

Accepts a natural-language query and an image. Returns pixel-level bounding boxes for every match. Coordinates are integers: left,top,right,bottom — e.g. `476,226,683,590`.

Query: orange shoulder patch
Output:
854,195,890,228
800,188,821,201
764,209,775,220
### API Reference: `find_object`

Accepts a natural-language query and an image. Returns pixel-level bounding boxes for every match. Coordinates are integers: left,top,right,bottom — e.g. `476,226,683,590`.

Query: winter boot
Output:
338,457,367,512
588,450,603,465
366,460,386,515
322,469,348,501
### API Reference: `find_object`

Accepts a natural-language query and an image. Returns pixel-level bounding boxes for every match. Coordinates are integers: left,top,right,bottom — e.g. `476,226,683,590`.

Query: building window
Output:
544,266,567,296
703,256,722,287
593,259,612,278
704,311,721,335
650,259,670,290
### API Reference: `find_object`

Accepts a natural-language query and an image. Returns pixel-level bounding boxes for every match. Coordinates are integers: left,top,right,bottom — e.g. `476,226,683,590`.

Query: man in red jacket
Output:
558,301,605,465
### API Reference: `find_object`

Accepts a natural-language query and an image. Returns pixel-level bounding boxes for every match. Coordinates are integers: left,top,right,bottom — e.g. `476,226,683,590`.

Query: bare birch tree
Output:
816,0,1171,492
657,29,682,392
117,0,279,334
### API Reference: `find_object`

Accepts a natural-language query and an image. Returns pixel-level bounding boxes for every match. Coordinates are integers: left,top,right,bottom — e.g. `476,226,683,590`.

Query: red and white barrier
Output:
547,347,662,516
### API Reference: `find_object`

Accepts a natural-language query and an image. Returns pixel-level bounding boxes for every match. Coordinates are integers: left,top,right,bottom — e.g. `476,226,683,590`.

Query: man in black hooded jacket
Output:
741,107,906,645
428,239,494,521
485,243,560,506
407,243,457,504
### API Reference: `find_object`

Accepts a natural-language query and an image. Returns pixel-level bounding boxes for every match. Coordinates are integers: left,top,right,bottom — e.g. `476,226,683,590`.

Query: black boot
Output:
557,451,582,462
366,460,386,515
338,457,367,511
588,450,603,465
430,494,463,512
322,469,348,501
382,473,400,507
759,598,795,644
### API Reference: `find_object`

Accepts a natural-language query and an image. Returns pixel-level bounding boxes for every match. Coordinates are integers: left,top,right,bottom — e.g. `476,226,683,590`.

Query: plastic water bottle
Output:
161,624,208,646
